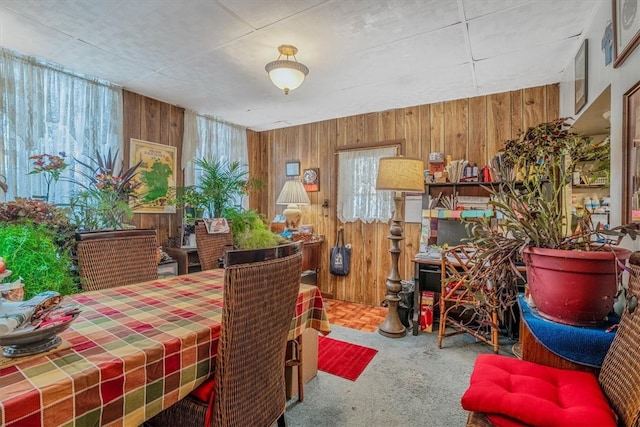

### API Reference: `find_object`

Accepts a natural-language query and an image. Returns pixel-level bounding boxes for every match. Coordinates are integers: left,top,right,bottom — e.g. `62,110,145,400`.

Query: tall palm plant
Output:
194,159,262,218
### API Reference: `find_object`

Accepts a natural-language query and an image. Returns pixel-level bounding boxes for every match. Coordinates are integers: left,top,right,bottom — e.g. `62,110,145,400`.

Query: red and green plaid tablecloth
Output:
0,269,331,427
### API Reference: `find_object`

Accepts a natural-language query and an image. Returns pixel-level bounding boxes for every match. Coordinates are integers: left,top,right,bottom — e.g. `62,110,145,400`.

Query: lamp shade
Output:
265,45,309,95
376,156,425,192
276,180,311,205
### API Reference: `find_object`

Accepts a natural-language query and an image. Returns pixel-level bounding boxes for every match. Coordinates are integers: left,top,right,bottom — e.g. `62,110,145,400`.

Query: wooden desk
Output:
0,270,331,427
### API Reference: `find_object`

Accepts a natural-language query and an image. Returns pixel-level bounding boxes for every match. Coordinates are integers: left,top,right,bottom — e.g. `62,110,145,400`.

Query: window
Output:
182,110,249,210
0,48,122,204
337,145,398,223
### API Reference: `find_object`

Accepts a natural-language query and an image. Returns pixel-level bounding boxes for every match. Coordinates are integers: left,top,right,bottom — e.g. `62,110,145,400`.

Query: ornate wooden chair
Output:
438,244,499,354
75,229,158,291
194,220,234,270
147,242,303,427
462,260,640,426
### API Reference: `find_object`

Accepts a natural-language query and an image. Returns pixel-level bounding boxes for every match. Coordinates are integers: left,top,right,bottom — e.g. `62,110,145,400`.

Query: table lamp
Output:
276,179,311,231
376,156,425,338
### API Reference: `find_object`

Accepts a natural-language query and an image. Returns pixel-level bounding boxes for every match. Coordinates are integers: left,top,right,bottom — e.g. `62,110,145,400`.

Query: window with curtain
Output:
0,48,123,204
182,110,250,210
337,146,398,223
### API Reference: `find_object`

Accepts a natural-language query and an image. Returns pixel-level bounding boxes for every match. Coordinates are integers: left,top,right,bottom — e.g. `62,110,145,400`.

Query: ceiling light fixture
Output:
265,45,309,95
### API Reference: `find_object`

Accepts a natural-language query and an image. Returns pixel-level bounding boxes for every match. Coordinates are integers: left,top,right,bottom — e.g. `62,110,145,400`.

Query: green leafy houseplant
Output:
0,222,78,299
0,198,77,254
464,118,639,326
223,207,283,249
171,185,208,218
194,159,263,218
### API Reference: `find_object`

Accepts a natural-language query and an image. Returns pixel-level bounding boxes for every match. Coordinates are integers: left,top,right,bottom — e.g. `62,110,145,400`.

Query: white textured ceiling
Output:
0,0,602,131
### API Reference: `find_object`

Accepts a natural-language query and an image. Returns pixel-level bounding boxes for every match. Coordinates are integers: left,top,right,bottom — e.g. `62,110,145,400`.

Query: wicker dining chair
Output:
76,229,159,291
147,242,303,427
438,245,499,353
462,260,640,427
194,220,234,270
224,242,307,402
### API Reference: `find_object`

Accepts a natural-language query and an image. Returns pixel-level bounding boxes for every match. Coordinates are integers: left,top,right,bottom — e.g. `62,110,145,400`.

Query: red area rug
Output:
317,336,378,381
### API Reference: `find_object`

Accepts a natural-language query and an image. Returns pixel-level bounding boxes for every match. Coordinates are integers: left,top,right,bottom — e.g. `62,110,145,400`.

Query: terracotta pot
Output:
523,246,631,326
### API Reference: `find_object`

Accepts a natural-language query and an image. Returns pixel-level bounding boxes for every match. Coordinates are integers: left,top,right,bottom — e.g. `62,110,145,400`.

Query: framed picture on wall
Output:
130,138,177,213
285,161,300,177
303,168,319,191
623,80,640,223
613,0,640,68
574,39,588,114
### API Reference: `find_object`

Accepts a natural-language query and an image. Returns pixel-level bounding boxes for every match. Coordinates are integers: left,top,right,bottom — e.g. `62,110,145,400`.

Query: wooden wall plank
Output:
444,99,468,161
419,105,431,165
510,89,523,140
486,92,511,161
404,106,421,159
430,102,445,155
468,96,487,166
546,83,560,121
523,86,546,130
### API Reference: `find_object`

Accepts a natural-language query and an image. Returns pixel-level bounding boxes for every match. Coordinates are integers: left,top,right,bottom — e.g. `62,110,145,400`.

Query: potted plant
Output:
223,207,285,249
65,149,142,231
172,185,207,219
466,118,638,327
193,159,263,218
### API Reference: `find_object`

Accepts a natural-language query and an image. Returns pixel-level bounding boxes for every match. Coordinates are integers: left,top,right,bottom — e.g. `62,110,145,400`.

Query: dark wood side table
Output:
301,238,323,285
165,247,201,275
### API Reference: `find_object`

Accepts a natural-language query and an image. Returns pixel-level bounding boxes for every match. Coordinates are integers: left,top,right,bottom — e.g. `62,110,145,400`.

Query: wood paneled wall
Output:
249,84,559,306
123,90,184,247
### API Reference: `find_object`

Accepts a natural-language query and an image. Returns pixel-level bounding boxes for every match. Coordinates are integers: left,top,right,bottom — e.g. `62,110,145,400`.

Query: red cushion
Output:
461,354,617,427
191,377,216,403
486,413,528,427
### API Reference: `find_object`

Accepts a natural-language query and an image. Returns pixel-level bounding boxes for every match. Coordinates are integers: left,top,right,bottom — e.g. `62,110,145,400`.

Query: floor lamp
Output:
376,156,425,338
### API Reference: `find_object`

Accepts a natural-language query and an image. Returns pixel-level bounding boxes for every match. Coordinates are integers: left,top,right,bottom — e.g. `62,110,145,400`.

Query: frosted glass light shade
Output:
265,45,309,95
376,157,425,192
266,61,308,94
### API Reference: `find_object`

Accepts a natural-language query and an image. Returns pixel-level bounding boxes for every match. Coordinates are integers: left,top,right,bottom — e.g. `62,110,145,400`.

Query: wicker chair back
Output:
598,263,640,427
76,229,159,291
194,220,233,270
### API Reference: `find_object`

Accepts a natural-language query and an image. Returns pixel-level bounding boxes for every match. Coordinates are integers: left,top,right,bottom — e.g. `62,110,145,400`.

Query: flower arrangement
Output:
28,152,68,202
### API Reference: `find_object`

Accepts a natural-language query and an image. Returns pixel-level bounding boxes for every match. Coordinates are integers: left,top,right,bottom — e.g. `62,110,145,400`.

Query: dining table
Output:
0,269,331,427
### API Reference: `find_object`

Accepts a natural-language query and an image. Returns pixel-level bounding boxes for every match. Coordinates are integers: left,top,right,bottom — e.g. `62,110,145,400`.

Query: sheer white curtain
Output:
182,110,249,208
337,146,397,223
0,48,123,204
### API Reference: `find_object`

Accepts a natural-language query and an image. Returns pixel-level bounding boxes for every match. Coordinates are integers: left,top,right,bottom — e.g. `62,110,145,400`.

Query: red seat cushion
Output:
461,354,617,427
191,377,216,403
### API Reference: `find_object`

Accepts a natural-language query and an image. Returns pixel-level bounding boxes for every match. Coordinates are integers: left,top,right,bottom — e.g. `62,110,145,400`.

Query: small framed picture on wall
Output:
303,168,319,192
574,39,588,114
285,161,300,177
613,0,640,68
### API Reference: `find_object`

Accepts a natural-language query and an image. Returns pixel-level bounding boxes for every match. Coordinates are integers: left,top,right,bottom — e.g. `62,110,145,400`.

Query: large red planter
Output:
523,246,631,326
